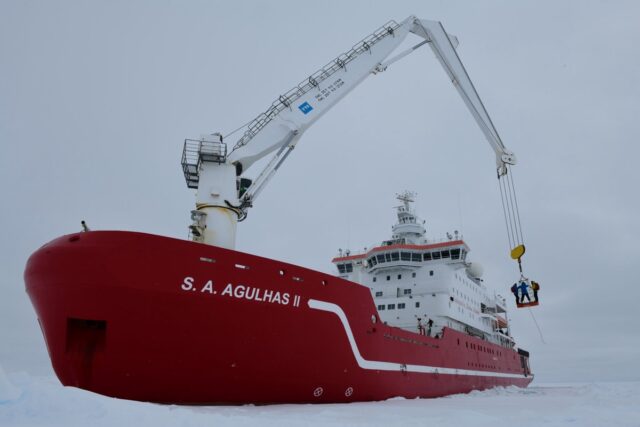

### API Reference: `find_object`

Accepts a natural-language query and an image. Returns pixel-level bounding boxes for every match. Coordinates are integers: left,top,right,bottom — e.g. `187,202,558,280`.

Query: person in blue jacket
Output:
518,280,531,304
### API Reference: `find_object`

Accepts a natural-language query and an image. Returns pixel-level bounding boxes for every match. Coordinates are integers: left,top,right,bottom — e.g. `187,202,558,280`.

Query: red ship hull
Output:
24,231,533,404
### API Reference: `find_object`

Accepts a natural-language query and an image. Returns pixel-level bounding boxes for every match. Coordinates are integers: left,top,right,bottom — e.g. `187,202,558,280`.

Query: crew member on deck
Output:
417,318,425,335
427,318,434,337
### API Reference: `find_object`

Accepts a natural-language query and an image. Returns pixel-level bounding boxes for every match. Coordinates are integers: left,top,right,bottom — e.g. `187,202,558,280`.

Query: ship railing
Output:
231,20,401,152
181,138,227,189
493,293,508,313
495,330,514,342
424,236,466,244
366,259,421,272
338,236,467,259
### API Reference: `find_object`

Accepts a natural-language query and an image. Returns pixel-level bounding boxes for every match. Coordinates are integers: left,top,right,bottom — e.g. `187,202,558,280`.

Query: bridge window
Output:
391,252,399,261
424,252,432,261
441,250,450,258
385,253,392,262
432,252,441,260
411,253,421,262
337,263,353,273
377,254,385,263
451,249,461,259
401,252,411,261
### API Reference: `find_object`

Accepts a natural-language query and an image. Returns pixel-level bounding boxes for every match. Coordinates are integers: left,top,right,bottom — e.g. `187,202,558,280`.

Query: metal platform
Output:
181,138,227,189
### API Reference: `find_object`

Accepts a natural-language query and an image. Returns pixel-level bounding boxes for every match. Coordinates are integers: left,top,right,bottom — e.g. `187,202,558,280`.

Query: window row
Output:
366,248,464,268
374,289,412,298
336,263,354,274
377,303,406,310
377,302,419,311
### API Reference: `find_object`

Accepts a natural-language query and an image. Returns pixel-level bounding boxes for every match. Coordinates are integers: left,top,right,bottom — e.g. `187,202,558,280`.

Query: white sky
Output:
1,0,639,383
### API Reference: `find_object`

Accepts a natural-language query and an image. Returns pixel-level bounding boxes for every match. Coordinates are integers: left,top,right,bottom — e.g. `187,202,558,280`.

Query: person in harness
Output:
531,280,540,302
518,280,531,304
510,283,519,305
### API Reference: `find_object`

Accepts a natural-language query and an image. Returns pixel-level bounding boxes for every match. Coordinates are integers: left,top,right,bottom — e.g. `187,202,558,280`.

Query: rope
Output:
498,176,514,249
223,119,254,141
500,172,518,247
498,165,529,279
507,169,524,244
528,308,546,344
503,170,521,245
498,166,525,249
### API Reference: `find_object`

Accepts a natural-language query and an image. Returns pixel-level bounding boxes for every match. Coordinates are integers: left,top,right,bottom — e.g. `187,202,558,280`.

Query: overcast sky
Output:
1,0,639,384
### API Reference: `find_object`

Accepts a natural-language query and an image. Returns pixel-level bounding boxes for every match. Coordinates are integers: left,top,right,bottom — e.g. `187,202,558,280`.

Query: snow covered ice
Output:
1,369,639,427
0,365,20,404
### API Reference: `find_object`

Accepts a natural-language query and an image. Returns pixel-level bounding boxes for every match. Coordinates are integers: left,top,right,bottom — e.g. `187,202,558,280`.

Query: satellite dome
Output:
466,262,484,279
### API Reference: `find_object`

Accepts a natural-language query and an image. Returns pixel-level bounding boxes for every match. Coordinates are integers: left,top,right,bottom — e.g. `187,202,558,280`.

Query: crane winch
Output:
181,15,534,301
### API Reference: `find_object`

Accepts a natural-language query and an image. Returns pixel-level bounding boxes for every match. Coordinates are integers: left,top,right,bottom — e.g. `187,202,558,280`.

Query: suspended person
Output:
518,280,531,304
510,283,519,305
531,281,540,302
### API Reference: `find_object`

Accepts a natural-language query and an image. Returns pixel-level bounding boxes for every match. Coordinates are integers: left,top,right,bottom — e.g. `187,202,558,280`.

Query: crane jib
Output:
182,14,536,292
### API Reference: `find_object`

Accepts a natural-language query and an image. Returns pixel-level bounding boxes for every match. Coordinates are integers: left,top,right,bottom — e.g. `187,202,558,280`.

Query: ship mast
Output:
391,191,426,245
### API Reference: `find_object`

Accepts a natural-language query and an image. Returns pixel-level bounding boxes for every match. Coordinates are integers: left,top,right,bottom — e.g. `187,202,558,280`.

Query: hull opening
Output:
65,318,107,388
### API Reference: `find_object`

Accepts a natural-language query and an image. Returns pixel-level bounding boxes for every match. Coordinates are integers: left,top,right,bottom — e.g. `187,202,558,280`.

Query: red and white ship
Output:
25,16,533,404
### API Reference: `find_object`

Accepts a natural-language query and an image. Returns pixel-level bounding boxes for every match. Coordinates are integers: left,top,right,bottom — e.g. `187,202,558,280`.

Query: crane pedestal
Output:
182,135,239,249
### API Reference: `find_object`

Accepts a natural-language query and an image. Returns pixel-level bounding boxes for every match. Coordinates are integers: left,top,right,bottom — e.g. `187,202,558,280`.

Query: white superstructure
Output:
332,192,514,348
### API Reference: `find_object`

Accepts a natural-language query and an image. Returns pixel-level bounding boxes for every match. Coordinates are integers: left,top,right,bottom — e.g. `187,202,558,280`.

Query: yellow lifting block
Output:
511,244,526,260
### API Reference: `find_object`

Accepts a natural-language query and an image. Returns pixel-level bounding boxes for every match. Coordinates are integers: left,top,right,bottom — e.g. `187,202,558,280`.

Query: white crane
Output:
182,15,519,251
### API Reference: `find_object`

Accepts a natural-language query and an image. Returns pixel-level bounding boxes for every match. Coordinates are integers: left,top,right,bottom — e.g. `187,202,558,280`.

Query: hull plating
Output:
25,231,532,404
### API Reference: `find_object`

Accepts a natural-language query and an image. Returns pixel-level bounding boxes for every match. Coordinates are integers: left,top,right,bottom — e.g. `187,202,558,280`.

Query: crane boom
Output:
412,19,516,174
182,15,518,249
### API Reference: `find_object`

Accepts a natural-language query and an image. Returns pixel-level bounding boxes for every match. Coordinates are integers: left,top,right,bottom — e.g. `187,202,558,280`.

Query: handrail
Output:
231,21,400,152
181,139,227,188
